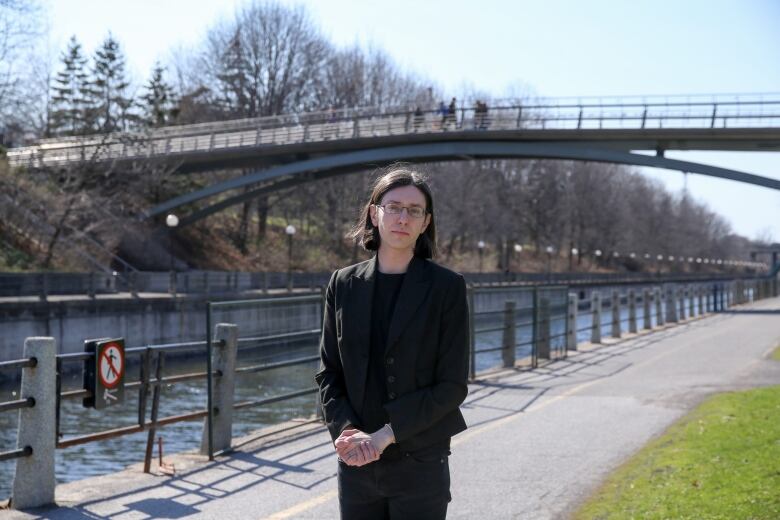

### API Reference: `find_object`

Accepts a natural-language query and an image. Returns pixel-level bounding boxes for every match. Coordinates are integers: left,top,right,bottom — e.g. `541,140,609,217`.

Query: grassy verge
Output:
772,346,780,361
573,385,780,520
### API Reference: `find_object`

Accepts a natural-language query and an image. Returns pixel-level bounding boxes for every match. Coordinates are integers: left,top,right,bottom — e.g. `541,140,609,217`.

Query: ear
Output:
369,204,378,227
421,213,431,233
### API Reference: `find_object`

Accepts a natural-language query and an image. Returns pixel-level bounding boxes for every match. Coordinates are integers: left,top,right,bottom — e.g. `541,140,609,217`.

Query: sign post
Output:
83,338,125,410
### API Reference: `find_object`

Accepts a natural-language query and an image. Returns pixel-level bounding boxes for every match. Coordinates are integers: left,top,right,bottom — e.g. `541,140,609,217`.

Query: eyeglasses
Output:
375,203,427,219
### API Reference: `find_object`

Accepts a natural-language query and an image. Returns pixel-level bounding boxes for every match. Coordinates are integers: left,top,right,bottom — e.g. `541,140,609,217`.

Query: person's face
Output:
369,185,431,254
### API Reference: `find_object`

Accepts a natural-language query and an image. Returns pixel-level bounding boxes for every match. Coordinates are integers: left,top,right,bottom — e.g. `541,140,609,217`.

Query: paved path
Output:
4,297,780,520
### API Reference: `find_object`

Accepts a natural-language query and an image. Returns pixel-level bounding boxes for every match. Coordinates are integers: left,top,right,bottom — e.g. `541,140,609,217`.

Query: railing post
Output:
12,337,56,510
567,294,577,351
628,289,637,333
611,290,621,338
88,271,96,299
678,287,687,321
655,287,664,326
501,301,516,368
538,297,551,360
129,270,139,299
643,288,652,329
698,286,705,315
468,287,476,380
590,291,602,344
201,323,238,455
688,286,695,317
666,287,678,323
38,273,48,302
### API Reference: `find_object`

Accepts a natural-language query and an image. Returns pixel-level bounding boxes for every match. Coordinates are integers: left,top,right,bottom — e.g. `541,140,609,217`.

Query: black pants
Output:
337,447,451,520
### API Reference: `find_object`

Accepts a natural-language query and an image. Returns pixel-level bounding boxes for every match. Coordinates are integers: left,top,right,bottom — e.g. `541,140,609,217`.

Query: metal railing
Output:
1,274,776,507
0,269,762,299
8,94,780,169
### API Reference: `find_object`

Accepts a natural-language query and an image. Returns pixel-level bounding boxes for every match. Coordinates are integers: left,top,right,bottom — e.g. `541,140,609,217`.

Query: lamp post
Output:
545,245,554,282
165,214,179,296
569,247,578,272
513,243,523,272
477,240,485,274
285,224,296,292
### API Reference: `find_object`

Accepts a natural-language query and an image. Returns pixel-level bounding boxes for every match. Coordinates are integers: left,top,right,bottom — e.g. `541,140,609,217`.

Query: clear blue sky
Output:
45,0,780,243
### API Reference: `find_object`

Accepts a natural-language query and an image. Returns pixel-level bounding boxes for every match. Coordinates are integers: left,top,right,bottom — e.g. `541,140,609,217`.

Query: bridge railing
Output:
7,95,780,168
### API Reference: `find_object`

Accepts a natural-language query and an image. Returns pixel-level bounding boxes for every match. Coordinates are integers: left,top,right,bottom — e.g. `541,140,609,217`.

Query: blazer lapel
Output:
347,256,376,369
385,256,432,354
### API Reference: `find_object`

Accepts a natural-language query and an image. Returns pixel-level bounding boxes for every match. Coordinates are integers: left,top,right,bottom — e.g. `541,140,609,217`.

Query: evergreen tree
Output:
142,62,179,127
50,36,90,135
216,28,251,117
90,34,134,132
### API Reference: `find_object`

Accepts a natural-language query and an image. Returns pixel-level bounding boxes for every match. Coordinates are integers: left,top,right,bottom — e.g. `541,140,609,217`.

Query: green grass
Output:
772,346,780,362
573,385,780,520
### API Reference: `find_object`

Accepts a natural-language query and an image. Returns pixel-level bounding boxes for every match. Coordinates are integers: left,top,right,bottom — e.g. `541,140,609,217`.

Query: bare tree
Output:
0,0,43,144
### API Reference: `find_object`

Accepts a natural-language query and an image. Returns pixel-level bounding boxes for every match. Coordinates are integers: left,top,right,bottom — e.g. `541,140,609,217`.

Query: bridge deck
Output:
5,296,780,519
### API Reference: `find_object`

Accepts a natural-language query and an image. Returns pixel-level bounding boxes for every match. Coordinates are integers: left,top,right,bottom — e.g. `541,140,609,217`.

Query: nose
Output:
397,208,410,223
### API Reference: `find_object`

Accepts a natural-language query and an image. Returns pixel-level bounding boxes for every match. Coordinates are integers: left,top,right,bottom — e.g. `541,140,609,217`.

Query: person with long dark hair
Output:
315,165,470,519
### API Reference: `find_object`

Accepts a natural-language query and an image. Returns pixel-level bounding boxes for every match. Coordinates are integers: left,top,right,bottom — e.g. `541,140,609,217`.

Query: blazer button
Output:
386,357,394,365
388,392,396,400
387,375,395,383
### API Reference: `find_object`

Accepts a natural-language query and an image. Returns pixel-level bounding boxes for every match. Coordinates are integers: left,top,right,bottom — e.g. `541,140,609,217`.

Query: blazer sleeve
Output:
383,274,469,442
314,270,361,442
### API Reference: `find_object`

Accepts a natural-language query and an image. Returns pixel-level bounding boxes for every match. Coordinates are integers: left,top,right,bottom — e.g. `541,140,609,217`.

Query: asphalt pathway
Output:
4,297,780,520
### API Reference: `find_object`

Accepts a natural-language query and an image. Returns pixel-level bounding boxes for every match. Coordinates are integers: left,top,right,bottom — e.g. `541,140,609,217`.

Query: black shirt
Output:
361,271,405,434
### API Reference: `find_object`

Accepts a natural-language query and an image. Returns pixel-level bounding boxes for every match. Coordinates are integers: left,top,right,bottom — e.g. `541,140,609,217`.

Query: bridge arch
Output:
144,140,780,227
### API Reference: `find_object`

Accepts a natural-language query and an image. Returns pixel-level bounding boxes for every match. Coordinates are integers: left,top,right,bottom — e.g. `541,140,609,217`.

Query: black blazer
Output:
315,255,469,453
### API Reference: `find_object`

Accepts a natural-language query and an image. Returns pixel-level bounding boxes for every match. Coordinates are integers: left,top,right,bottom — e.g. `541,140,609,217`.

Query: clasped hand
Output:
334,424,394,467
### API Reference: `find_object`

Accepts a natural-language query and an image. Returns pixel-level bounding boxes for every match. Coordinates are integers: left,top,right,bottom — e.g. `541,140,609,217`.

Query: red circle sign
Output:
98,342,124,389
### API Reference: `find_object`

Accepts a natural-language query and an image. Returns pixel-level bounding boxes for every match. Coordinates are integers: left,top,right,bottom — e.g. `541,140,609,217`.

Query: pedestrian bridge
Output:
7,93,780,171
6,93,780,223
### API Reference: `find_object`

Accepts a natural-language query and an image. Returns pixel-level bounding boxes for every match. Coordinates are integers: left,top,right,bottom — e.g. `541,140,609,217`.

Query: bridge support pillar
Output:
642,289,652,329
567,294,578,351
201,323,238,456
590,292,602,344
678,287,687,321
655,287,664,326
12,337,56,510
628,290,637,333
611,291,621,338
501,301,516,367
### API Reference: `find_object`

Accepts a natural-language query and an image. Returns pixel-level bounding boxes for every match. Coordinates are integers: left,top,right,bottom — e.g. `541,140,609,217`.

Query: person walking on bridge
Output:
315,166,470,519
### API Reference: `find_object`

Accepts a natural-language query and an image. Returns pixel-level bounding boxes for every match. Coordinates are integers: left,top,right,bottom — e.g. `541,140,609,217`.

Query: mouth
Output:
392,231,410,236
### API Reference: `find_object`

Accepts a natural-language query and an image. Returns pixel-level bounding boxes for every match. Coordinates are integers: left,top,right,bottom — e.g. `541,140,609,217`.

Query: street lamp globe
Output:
166,214,179,228
629,252,636,259
514,244,523,253
657,254,663,261
571,248,578,256
668,256,674,261
545,246,554,254
285,224,296,236
594,249,602,257
477,240,485,250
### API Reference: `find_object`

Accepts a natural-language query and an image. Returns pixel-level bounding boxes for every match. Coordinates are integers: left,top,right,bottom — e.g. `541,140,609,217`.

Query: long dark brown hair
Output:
349,165,437,258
